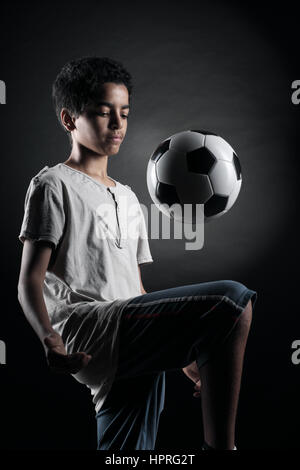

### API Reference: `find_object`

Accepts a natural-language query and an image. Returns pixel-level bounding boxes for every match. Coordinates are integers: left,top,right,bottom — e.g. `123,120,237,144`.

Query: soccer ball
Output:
146,130,242,224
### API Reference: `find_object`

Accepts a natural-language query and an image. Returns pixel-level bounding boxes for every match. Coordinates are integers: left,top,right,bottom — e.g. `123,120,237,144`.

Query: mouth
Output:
108,134,123,143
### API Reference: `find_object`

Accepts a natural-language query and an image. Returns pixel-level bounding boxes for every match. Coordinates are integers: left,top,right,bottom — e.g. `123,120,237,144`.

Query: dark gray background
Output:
0,0,299,450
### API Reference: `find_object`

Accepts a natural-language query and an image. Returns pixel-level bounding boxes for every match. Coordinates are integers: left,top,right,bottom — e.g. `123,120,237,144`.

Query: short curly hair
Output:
52,56,133,142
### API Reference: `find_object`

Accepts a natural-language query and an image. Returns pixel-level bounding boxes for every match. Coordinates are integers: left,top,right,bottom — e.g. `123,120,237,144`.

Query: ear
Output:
61,108,75,132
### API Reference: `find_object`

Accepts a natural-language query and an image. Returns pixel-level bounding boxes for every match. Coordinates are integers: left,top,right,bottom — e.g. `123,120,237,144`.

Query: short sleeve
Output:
137,204,153,265
18,179,65,249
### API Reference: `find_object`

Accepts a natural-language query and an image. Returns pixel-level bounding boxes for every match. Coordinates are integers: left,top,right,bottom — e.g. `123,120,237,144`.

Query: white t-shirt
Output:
18,162,153,412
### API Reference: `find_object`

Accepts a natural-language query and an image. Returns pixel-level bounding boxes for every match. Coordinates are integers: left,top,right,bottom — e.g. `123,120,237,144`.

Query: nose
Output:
109,112,123,130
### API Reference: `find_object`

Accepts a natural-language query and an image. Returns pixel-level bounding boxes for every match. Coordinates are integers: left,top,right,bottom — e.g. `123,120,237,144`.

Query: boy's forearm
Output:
138,265,147,294
18,278,55,343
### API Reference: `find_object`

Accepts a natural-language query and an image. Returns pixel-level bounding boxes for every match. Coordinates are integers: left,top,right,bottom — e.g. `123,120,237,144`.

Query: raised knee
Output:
244,298,253,313
223,280,249,302
239,299,253,329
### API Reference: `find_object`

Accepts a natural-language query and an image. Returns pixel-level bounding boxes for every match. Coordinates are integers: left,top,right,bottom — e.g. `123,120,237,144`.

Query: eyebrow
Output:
96,101,130,110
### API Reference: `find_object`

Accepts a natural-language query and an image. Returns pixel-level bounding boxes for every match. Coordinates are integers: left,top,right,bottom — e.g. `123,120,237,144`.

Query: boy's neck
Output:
65,145,109,180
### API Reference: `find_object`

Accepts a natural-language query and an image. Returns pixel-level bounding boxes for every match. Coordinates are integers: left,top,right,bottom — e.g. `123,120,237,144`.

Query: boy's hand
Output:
182,360,202,398
43,332,92,374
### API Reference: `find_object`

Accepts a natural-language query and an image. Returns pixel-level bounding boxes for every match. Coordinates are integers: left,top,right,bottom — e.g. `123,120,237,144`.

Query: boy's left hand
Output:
44,333,92,374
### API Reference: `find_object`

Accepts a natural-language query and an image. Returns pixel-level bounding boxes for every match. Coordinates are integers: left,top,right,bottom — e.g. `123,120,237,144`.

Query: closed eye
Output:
98,112,129,119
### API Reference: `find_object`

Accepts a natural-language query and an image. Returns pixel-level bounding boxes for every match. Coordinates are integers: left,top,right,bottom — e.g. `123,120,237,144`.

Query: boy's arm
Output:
138,265,147,294
17,239,91,374
18,239,56,341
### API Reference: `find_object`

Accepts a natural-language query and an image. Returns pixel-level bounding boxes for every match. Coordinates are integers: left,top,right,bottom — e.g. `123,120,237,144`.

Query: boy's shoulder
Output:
123,183,133,192
31,164,62,189
117,182,140,201
29,164,140,202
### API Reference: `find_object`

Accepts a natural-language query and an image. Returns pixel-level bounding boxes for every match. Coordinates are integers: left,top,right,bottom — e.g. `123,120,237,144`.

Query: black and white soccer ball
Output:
146,130,242,224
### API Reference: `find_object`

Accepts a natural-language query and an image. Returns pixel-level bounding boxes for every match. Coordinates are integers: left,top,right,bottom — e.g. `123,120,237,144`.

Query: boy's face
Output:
68,82,130,156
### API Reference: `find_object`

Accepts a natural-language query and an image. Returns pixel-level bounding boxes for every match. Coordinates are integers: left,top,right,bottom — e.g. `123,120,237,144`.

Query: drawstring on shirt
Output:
107,187,122,249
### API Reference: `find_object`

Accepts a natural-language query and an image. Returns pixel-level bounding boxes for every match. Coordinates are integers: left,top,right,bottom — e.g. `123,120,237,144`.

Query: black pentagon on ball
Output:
186,147,216,174
233,153,242,180
156,181,181,207
150,139,171,162
190,129,218,136
204,194,228,217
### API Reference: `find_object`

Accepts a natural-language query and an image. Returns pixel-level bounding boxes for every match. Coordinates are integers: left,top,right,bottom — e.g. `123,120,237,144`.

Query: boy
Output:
17,56,257,450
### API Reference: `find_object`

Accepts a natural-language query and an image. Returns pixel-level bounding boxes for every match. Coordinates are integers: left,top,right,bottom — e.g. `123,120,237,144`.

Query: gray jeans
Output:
96,280,257,450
